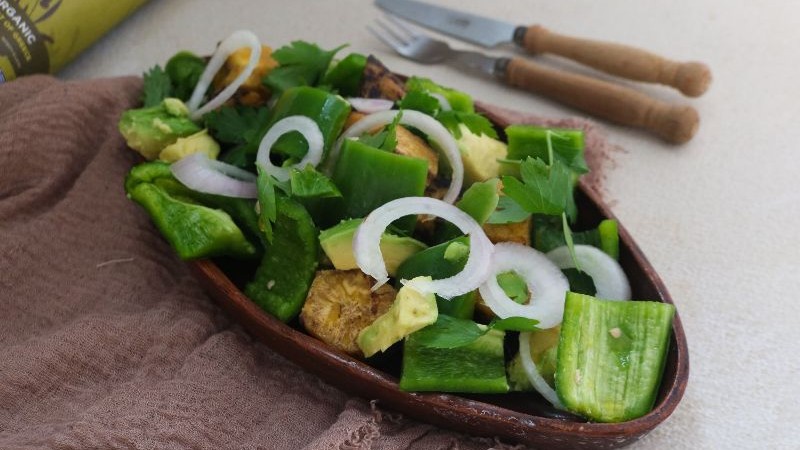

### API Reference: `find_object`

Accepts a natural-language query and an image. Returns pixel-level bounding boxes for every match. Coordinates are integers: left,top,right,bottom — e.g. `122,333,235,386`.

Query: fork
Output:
369,15,699,144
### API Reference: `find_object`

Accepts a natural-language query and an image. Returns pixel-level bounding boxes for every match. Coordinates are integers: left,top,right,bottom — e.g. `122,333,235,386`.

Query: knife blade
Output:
375,0,711,97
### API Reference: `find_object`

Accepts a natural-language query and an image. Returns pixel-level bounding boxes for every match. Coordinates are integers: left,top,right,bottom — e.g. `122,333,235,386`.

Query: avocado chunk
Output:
556,292,675,422
356,277,438,358
319,219,427,276
395,237,476,319
400,324,509,394
456,125,508,185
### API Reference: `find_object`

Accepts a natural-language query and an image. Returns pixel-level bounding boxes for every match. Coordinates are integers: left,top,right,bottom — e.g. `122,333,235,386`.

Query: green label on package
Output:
0,0,148,83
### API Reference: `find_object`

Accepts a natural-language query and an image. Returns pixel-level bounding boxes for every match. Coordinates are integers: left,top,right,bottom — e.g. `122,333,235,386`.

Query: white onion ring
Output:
354,197,493,298
546,245,631,301
428,92,452,111
478,242,569,329
186,30,261,120
519,332,565,409
348,97,394,114
329,110,463,204
171,153,257,198
255,116,324,182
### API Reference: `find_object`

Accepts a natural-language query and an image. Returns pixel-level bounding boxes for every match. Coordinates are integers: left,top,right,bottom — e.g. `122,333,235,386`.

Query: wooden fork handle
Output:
501,57,699,144
515,25,711,97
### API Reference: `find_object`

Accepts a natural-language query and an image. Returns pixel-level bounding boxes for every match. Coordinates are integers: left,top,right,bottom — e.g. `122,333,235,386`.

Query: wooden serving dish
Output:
186,105,688,449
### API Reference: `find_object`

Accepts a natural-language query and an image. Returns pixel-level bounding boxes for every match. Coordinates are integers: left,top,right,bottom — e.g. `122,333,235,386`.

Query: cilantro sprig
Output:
263,41,346,96
141,65,173,107
397,84,497,139
205,106,270,146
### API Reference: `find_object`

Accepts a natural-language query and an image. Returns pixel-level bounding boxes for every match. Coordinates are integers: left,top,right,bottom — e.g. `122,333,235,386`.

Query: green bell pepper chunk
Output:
332,139,428,232
556,292,675,422
165,51,206,101
244,196,319,322
323,53,367,97
405,76,474,113
222,86,351,169
395,237,476,319
127,162,264,253
399,326,508,393
125,164,257,260
505,125,588,177
435,178,499,243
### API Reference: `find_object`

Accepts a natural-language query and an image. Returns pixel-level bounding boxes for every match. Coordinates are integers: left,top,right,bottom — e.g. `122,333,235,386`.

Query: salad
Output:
119,30,675,424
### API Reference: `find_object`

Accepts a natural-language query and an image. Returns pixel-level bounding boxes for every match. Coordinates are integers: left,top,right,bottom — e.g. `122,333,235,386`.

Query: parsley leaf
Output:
256,165,279,243
437,110,498,139
488,316,539,332
414,314,540,349
205,106,270,145
263,41,346,95
397,84,497,139
141,65,173,107
412,315,485,349
396,90,439,116
502,157,575,219
357,110,402,151
487,196,531,224
289,165,342,199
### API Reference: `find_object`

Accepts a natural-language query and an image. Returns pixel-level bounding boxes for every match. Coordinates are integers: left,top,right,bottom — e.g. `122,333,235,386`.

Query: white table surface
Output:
60,1,800,448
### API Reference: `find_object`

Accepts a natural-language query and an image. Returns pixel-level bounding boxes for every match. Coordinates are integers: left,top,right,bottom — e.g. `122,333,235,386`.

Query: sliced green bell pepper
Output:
332,139,428,232
222,86,351,169
556,292,675,422
323,53,368,97
505,125,588,177
244,196,319,322
399,326,508,393
125,163,257,260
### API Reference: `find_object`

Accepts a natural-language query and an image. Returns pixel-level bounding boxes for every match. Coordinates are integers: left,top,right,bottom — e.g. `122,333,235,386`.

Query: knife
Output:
375,0,711,97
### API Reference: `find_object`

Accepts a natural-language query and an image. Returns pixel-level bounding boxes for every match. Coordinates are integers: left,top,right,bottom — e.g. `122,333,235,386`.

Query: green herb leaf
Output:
562,211,580,271
357,110,402,151
256,165,279,243
502,157,575,219
487,196,531,224
413,315,485,349
263,41,346,95
397,90,440,116
165,51,205,101
289,165,342,199
436,110,498,139
205,106,270,145
488,316,540,332
142,65,173,107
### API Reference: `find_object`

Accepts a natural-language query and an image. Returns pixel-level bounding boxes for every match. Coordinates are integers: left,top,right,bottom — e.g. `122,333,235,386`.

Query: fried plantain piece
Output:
300,269,397,357
483,216,532,246
359,55,406,101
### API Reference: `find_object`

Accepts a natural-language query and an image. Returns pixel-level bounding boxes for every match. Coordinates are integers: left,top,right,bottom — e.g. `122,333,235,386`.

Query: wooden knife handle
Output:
501,57,699,144
516,25,711,97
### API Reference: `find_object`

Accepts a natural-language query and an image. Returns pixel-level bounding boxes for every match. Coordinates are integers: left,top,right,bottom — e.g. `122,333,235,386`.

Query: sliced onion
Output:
348,97,394,114
519,332,565,409
478,242,569,329
546,245,631,301
255,116,324,182
354,197,493,298
186,30,261,120
328,110,463,204
429,92,452,111
171,153,257,198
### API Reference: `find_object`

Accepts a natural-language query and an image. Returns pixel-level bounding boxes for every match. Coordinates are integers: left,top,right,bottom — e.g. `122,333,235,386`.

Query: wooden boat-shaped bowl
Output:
186,106,689,449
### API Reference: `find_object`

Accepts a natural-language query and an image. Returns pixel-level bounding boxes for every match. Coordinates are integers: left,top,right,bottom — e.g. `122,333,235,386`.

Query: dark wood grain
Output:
186,106,689,450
